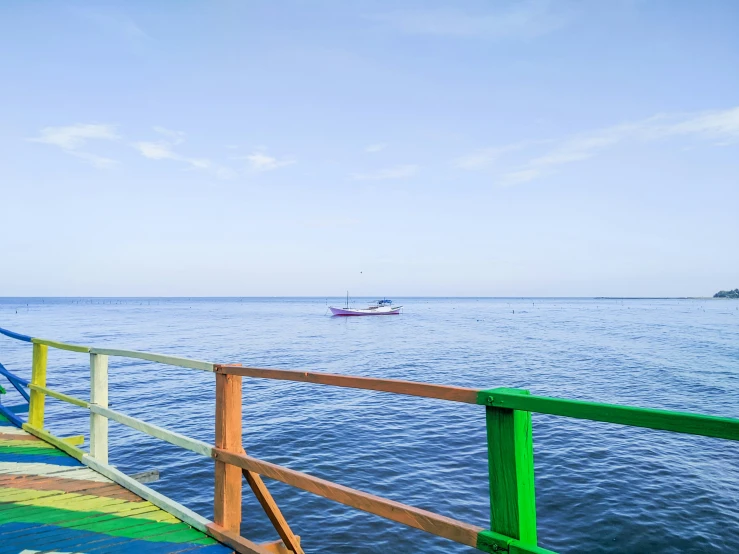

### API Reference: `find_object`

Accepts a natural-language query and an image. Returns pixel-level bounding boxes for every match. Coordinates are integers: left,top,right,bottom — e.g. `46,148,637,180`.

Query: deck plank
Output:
0,504,165,551
0,426,234,553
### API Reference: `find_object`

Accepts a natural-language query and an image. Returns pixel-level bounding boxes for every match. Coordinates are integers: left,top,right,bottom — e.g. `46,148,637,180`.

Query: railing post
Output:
90,353,109,463
29,343,48,428
484,388,537,546
214,368,243,532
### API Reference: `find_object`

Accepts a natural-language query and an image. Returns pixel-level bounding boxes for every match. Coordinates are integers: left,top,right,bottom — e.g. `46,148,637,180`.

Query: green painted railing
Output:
474,387,739,552
478,389,739,441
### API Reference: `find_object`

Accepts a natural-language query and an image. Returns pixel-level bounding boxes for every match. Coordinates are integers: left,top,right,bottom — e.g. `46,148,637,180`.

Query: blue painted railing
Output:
0,340,31,427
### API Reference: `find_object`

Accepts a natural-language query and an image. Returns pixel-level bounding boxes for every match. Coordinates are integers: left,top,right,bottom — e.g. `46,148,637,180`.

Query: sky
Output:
1,0,738,297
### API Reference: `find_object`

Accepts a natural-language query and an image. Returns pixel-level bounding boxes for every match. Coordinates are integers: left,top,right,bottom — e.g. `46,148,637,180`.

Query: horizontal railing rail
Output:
1,328,215,370
479,389,739,441
1,325,737,554
88,347,215,371
215,364,480,403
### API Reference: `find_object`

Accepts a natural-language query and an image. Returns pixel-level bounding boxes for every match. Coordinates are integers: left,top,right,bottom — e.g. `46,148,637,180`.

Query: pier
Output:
0,325,738,553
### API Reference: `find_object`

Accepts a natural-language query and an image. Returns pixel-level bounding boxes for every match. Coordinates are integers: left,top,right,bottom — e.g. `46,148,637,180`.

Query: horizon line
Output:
0,296,722,300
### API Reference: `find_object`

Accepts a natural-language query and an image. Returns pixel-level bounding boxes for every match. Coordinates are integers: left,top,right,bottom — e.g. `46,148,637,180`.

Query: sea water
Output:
0,297,737,553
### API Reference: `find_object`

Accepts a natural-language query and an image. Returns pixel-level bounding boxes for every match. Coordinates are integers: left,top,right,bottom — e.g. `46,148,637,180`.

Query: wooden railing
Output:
1,326,738,554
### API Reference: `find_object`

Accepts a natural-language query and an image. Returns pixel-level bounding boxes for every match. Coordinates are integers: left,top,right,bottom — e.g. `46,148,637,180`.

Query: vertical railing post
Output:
28,343,48,428
484,388,537,546
90,353,109,463
214,367,243,533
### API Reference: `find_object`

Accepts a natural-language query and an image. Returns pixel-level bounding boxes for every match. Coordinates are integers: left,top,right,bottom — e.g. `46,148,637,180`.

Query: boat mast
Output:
346,291,349,309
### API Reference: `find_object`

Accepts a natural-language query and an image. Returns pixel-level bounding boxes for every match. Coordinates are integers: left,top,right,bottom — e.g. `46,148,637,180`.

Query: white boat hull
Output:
329,306,402,316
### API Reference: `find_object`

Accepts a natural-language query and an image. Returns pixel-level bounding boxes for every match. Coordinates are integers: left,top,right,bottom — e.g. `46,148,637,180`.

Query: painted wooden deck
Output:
0,414,234,554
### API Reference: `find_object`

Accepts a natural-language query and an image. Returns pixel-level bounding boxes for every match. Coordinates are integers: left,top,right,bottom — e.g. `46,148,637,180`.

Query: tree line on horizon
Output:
714,289,739,298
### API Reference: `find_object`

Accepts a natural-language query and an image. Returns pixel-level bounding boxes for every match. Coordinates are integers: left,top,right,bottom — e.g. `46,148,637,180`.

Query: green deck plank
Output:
0,445,68,457
0,501,163,545
0,503,207,542
0,483,201,543
77,518,220,553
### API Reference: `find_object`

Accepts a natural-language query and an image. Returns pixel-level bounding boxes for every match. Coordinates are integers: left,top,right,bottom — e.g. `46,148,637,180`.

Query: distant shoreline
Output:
593,297,714,300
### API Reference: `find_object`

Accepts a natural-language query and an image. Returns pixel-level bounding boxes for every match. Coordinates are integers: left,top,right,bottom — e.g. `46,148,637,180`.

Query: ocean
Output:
0,297,737,553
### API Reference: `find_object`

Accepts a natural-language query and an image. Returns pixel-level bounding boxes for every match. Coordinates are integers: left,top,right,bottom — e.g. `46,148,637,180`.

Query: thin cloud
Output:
365,143,387,153
29,123,120,168
153,126,186,145
135,141,175,161
457,106,739,186
133,127,233,177
29,123,119,150
134,141,210,169
370,1,571,39
648,107,739,140
352,165,418,180
240,152,296,172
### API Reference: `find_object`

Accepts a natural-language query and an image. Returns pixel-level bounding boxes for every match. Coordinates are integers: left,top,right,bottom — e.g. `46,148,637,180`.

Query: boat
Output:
329,294,402,316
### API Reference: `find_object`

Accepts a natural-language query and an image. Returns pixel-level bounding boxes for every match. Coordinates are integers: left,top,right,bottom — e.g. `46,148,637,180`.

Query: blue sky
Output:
1,1,738,297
